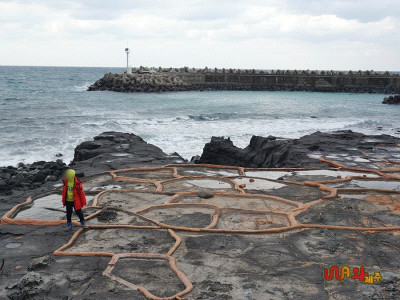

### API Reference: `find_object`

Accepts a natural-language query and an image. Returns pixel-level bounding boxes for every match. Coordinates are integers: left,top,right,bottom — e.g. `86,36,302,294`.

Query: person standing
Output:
62,169,87,230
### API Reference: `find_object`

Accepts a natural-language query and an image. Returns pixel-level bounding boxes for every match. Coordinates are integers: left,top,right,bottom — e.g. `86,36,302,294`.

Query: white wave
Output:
3,112,400,167
73,83,90,92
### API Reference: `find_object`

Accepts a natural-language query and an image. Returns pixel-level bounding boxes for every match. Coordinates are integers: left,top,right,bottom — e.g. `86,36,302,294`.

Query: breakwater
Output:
88,67,400,93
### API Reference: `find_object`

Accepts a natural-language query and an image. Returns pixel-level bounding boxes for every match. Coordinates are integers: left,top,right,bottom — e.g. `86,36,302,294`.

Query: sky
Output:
0,0,399,70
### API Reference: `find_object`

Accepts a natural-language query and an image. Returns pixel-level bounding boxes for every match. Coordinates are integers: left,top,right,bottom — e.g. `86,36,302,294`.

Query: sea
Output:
1,65,399,167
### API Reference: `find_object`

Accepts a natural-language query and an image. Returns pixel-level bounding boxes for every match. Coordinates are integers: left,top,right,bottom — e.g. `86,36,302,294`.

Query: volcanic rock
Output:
28,255,53,271
198,130,400,168
383,95,400,104
71,131,186,176
198,189,214,199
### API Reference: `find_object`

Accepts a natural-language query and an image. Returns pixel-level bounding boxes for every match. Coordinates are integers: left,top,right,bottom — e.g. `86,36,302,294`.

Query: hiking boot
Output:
66,222,72,231
80,220,87,228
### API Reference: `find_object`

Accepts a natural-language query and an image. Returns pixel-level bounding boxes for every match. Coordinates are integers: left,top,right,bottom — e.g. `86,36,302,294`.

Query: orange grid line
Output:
2,161,400,299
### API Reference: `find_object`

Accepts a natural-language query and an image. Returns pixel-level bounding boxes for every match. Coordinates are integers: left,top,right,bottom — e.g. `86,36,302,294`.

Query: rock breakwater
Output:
88,66,400,93
383,94,400,104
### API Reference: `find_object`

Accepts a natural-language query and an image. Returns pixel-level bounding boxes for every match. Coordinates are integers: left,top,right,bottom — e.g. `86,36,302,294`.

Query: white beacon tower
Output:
125,47,131,74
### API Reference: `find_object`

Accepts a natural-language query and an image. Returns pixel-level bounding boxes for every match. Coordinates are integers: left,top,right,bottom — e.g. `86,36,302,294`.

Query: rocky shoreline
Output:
2,130,400,197
0,132,184,197
87,67,400,93
383,94,400,104
1,130,400,299
2,129,400,208
0,160,66,196
197,130,400,167
0,132,185,198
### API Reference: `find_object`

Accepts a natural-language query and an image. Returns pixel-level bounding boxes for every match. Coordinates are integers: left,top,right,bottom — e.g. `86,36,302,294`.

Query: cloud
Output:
283,0,400,22
0,0,399,69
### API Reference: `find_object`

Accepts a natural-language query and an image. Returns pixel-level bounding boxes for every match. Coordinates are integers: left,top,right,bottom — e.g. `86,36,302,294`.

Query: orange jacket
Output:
62,176,87,210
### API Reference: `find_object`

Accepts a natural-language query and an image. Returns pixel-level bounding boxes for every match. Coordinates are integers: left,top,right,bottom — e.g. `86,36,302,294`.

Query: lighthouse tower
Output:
125,47,131,74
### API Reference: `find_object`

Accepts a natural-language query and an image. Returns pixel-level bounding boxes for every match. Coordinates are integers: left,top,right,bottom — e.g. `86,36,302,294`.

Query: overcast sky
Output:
1,0,399,70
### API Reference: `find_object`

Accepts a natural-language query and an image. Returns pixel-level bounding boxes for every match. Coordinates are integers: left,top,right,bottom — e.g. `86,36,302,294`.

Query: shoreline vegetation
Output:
88,66,400,93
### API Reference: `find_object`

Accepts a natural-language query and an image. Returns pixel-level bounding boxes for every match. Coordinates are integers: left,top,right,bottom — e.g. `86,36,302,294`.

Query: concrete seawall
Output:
179,73,400,93
88,67,400,93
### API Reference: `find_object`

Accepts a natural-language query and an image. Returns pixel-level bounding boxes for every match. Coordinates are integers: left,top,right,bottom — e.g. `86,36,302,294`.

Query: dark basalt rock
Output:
31,172,47,183
198,189,214,199
96,210,118,222
0,132,186,197
0,160,67,195
27,255,53,271
382,95,400,104
6,272,46,300
2,130,400,299
198,130,400,168
71,131,186,176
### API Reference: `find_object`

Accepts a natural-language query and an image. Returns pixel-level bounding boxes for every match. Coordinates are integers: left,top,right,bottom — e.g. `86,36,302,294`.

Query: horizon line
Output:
0,64,399,73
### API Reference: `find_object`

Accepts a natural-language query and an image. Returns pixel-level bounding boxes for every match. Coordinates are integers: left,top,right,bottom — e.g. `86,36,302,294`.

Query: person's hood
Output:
65,169,76,181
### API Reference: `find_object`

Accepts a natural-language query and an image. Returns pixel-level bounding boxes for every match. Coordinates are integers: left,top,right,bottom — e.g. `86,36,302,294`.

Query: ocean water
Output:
1,66,399,167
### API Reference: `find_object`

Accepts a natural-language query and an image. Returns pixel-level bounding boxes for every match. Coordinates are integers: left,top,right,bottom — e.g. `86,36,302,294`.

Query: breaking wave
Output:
1,65,399,166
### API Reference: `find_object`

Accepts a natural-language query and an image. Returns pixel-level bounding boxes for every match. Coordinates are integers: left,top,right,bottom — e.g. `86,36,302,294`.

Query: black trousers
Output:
66,201,85,223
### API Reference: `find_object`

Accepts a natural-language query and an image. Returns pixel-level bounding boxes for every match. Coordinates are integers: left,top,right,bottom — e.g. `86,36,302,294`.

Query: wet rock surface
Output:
175,230,400,299
1,130,400,299
198,130,400,168
112,258,186,298
0,160,66,195
0,132,185,228
1,226,126,299
383,94,400,104
71,131,186,176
